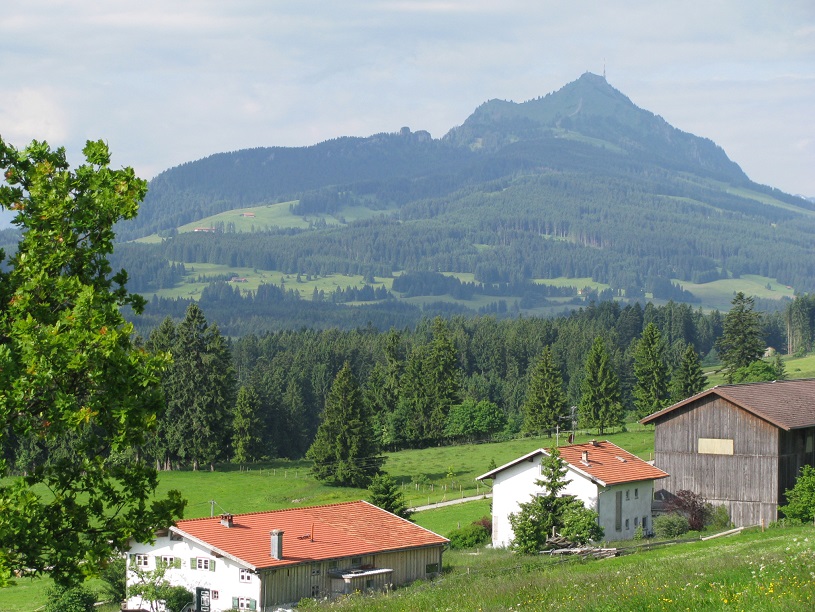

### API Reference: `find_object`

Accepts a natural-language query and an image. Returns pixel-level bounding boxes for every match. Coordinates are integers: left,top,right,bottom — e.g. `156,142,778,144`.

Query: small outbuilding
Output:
126,500,448,611
477,441,668,547
641,378,815,527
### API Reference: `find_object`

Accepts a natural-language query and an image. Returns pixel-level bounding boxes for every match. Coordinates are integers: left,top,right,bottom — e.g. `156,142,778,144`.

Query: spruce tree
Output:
307,363,384,487
715,292,765,383
632,323,669,418
522,347,568,436
232,385,263,464
367,473,411,519
579,337,623,435
670,344,707,402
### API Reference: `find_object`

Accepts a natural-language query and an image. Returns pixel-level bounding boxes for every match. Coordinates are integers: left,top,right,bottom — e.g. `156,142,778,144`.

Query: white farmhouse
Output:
125,500,447,611
477,441,669,547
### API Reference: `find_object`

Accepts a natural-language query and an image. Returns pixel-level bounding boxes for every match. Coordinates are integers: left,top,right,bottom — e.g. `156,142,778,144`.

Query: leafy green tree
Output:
579,337,624,434
670,344,707,402
715,292,765,383
99,556,127,604
44,585,97,612
730,356,786,384
445,398,506,441
632,323,670,418
232,385,263,464
522,347,568,436
307,363,384,487
510,449,568,553
367,473,411,520
127,558,191,612
0,138,185,586
779,465,815,522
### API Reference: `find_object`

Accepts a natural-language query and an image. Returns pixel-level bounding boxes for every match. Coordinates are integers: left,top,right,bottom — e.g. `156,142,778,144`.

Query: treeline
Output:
5,294,803,473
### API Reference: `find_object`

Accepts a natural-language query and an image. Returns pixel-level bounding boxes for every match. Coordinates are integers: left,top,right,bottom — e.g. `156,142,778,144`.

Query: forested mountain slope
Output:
110,73,815,333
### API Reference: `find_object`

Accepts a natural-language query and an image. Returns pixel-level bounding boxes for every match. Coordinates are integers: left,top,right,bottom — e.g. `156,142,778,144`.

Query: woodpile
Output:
544,534,617,559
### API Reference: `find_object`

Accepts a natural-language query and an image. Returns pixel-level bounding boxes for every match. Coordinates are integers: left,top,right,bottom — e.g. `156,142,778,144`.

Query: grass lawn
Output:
304,524,815,610
412,498,492,537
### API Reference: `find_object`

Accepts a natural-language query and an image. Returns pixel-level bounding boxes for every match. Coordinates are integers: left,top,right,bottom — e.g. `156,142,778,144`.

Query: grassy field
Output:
303,524,815,611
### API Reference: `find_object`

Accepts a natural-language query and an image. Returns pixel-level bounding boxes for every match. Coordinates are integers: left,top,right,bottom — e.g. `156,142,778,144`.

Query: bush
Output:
44,585,97,612
447,523,490,549
633,525,644,540
780,464,815,522
99,556,127,603
653,513,690,538
164,586,194,612
707,504,732,530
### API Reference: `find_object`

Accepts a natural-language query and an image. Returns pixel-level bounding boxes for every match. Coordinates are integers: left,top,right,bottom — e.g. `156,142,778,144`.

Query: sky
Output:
1,0,814,225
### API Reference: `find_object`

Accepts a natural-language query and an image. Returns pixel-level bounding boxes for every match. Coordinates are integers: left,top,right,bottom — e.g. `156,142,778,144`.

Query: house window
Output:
634,488,639,499
642,516,648,529
426,563,439,574
311,563,321,576
634,517,639,527
351,557,362,566
365,579,374,589
160,556,175,568
134,554,150,568
625,489,630,501
615,491,622,531
311,585,320,598
211,590,219,600
193,557,215,571
239,568,253,582
625,518,630,530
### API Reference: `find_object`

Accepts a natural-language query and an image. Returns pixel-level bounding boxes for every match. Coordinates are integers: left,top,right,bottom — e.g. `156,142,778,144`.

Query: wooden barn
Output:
641,379,815,527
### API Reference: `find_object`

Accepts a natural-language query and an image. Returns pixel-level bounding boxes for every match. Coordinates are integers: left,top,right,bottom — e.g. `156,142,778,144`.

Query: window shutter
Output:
232,597,239,608
190,557,197,570
209,559,216,572
249,599,257,610
128,554,135,567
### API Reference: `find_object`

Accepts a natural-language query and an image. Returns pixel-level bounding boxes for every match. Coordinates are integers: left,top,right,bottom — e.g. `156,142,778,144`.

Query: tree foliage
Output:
367,473,411,520
0,138,185,586
307,362,384,487
632,323,669,418
579,337,623,434
670,344,707,402
509,449,602,553
522,347,568,435
716,292,765,383
779,464,815,523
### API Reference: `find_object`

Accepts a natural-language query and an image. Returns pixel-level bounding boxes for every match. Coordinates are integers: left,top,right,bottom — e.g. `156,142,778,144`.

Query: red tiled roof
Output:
640,378,815,430
476,442,668,487
173,501,447,570
556,441,668,486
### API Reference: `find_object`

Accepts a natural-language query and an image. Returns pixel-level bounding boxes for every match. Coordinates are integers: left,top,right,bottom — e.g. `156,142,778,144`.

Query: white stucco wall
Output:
126,534,261,612
488,454,656,547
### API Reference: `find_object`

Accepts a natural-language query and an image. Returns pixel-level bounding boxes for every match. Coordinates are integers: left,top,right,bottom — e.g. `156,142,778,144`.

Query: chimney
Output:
220,513,234,528
581,450,590,465
590,439,599,447
270,529,284,560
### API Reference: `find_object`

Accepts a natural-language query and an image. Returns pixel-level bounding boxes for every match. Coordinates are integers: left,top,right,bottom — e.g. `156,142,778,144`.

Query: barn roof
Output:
640,378,815,431
171,500,447,571
476,441,668,487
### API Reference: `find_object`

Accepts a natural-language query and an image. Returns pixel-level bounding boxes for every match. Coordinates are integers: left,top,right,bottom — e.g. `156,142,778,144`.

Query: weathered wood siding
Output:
259,546,444,609
653,395,780,527
778,426,815,504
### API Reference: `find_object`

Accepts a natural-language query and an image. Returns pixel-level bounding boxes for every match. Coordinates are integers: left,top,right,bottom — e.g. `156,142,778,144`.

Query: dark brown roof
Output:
640,378,815,430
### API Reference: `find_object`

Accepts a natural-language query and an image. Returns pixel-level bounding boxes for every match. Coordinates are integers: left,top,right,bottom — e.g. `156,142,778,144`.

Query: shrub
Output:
44,585,97,612
633,525,644,540
653,513,690,538
665,490,710,531
707,504,732,530
164,586,194,612
99,556,127,603
780,464,815,522
447,523,489,550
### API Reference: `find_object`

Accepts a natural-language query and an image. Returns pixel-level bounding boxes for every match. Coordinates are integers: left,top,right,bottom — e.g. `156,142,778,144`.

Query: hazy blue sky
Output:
1,0,813,204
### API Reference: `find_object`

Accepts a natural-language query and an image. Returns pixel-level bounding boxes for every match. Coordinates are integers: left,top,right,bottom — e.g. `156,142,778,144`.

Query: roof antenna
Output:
603,60,606,81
